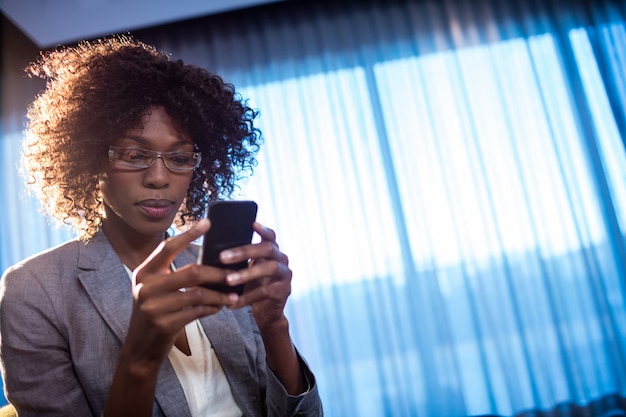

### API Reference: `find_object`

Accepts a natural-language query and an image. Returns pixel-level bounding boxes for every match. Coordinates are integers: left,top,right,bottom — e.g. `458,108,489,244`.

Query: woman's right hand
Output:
123,219,237,367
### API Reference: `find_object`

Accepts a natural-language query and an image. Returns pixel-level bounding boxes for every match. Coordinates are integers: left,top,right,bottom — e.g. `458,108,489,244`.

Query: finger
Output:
138,300,227,338
253,222,276,242
138,285,238,316
137,262,222,294
221,240,284,267
138,219,211,276
233,273,291,309
167,263,242,294
226,259,290,289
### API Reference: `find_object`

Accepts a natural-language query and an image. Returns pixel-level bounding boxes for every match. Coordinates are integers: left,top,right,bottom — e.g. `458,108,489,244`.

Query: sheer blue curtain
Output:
1,0,625,415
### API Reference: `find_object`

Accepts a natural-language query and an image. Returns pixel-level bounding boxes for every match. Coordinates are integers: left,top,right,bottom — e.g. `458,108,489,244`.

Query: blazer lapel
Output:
76,231,192,417
76,231,133,343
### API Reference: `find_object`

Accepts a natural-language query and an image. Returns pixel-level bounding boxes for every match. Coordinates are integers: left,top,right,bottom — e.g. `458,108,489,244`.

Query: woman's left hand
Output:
219,222,292,329
221,222,308,394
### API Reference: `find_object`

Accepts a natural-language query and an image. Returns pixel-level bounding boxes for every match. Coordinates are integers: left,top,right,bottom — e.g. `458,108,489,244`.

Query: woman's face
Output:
99,106,195,242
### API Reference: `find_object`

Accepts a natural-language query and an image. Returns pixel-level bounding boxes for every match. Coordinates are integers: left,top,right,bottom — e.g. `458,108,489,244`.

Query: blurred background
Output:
1,0,625,415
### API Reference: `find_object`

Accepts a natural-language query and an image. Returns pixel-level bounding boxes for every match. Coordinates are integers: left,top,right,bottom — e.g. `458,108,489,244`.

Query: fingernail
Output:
221,250,234,260
227,273,240,283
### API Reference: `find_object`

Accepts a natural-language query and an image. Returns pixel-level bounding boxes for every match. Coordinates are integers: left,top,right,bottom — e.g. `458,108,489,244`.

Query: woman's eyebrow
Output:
120,135,149,145
120,135,193,147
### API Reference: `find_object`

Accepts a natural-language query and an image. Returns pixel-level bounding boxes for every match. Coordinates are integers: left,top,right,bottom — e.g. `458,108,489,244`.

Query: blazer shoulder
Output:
1,239,86,299
2,239,81,278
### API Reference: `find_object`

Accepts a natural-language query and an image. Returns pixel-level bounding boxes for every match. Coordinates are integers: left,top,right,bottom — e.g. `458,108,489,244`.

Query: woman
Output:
0,36,322,417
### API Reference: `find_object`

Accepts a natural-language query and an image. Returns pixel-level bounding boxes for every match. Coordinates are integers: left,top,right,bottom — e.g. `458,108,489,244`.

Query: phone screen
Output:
198,200,258,293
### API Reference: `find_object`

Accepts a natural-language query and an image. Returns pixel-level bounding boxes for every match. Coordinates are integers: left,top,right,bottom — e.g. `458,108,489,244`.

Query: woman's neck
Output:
101,222,166,271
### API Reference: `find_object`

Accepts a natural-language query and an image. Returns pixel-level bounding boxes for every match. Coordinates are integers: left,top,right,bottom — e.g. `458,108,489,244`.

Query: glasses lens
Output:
109,147,200,171
109,147,153,168
164,152,200,170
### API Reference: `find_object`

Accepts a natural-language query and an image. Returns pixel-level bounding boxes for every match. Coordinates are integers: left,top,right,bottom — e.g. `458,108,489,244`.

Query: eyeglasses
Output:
108,146,202,172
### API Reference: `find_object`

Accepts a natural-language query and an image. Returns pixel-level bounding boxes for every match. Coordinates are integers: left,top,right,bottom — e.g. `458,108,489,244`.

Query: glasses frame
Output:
108,146,202,172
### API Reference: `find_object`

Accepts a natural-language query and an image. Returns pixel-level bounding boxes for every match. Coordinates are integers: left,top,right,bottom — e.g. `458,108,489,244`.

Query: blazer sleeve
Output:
0,265,95,417
240,308,323,417
265,351,324,417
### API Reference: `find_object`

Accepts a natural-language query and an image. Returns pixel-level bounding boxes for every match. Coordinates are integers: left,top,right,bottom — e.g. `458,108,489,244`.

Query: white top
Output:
124,264,242,417
168,320,242,417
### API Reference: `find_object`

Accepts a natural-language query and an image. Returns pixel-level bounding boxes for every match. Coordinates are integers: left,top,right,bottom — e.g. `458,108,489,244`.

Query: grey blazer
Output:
0,231,322,416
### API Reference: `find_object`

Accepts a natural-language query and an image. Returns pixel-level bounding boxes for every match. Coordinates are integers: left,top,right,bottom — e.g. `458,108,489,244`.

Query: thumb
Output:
135,219,211,279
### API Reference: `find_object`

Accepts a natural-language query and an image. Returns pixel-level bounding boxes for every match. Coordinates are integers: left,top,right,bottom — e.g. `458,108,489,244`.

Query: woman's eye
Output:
169,155,192,165
123,149,150,162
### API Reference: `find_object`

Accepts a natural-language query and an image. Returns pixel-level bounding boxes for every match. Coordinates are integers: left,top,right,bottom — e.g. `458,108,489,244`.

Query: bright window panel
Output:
374,35,604,268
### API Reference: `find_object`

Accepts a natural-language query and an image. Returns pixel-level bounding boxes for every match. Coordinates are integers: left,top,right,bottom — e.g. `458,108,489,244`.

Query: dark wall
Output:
1,13,45,134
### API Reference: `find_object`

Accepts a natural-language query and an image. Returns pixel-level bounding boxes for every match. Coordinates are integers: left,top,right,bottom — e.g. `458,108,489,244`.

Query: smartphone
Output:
198,200,258,294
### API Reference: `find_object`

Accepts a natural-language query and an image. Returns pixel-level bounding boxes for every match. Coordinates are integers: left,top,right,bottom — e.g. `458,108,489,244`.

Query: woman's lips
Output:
137,199,175,219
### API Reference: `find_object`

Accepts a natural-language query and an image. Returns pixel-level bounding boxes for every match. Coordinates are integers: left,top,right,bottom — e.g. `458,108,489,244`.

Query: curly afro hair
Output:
21,35,262,241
